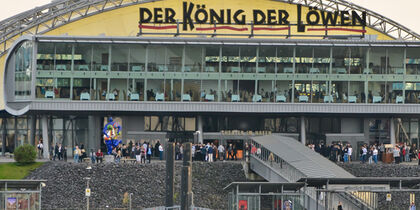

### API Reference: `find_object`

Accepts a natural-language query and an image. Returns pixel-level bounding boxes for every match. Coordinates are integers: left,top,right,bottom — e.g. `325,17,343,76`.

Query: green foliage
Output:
0,162,43,179
14,144,37,164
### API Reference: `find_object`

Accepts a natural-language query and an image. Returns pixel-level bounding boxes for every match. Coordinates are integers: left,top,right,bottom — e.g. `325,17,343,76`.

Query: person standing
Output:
393,146,400,164
218,144,225,161
135,145,141,163
348,145,352,162
207,145,213,162
74,146,81,163
37,140,44,159
410,202,416,210
57,144,63,160
337,202,343,210
159,144,164,160
53,143,59,161
96,149,103,163
373,146,378,164
147,144,152,163
141,145,146,163
63,146,67,162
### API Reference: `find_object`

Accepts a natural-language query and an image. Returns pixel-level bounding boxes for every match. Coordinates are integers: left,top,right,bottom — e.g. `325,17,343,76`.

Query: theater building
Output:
1,0,420,157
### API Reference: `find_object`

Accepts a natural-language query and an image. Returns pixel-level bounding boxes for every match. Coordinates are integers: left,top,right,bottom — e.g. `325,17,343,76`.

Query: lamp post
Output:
85,165,92,210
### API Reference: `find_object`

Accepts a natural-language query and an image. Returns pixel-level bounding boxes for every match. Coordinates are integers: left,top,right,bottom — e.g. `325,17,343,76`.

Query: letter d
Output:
140,8,152,23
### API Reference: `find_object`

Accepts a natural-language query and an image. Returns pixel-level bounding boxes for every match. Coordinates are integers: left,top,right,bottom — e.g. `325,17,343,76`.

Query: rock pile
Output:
26,161,246,209
338,162,420,209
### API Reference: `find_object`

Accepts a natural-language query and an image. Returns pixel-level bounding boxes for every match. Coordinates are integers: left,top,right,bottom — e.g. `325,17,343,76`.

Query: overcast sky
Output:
1,0,419,34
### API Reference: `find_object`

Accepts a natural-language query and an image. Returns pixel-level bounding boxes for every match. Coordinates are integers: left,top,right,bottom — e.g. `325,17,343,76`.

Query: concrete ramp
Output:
250,135,354,181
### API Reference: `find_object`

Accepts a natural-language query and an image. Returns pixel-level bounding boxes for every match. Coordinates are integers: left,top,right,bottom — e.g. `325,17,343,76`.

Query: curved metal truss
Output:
0,0,419,57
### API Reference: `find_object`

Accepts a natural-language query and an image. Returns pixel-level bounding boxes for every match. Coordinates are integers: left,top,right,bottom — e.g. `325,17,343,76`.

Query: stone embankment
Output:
26,161,246,209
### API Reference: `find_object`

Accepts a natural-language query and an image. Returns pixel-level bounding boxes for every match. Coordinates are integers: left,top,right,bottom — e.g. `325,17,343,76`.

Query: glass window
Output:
332,47,350,74
184,46,203,72
109,79,127,101
388,48,405,74
204,46,220,73
313,47,330,74
111,44,129,71
14,41,33,100
406,47,420,75
295,47,312,74
167,46,183,72
36,78,54,99
240,46,256,73
148,45,166,72
56,78,70,99
73,78,92,100
258,47,276,73
55,43,73,71
221,46,239,73
74,43,92,71
129,45,146,72
256,80,273,102
277,46,294,73
349,47,368,74
92,44,109,71
37,42,54,70
184,80,201,101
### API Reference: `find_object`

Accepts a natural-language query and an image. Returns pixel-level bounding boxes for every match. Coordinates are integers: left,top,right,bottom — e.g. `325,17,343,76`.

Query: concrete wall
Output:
341,118,363,133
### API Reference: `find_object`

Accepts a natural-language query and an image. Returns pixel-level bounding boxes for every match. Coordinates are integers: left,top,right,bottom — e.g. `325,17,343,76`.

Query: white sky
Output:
0,0,419,34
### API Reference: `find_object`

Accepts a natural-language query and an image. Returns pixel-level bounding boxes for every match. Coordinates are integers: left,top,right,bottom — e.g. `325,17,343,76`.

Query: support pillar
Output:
41,116,49,159
88,115,101,152
390,118,396,145
197,116,203,144
181,142,193,210
165,143,175,207
300,116,306,145
29,115,36,146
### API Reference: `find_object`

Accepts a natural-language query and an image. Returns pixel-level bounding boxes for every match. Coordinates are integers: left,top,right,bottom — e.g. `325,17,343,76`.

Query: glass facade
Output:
11,40,413,104
14,41,33,100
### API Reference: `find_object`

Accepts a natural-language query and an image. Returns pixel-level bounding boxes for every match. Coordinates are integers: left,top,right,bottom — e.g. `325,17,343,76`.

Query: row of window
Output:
34,78,420,104
36,43,420,75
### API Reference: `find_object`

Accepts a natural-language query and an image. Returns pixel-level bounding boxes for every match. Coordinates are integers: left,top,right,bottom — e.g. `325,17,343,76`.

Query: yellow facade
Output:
0,0,395,110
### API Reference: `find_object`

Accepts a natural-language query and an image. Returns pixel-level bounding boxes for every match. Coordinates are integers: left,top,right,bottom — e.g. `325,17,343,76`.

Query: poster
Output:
238,200,248,210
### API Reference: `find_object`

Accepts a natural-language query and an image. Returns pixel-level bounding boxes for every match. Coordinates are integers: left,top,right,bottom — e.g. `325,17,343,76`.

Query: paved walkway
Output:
0,156,49,163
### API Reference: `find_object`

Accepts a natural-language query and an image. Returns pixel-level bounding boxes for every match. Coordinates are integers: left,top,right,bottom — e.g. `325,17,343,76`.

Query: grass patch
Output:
0,162,44,179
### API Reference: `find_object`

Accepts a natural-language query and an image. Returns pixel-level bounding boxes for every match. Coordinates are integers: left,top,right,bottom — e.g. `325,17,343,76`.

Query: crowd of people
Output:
42,140,249,164
307,142,417,164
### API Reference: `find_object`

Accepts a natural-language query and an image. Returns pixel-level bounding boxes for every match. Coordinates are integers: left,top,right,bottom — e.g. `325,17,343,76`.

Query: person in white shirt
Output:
347,145,352,162
218,144,225,161
158,144,163,160
362,146,367,163
372,146,378,164
37,141,44,159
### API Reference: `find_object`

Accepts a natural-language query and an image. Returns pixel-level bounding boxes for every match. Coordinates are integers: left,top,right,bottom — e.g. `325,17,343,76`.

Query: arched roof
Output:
0,0,419,57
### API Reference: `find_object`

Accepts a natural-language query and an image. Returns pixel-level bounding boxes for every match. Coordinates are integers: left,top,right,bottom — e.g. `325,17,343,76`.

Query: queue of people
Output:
308,142,417,164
